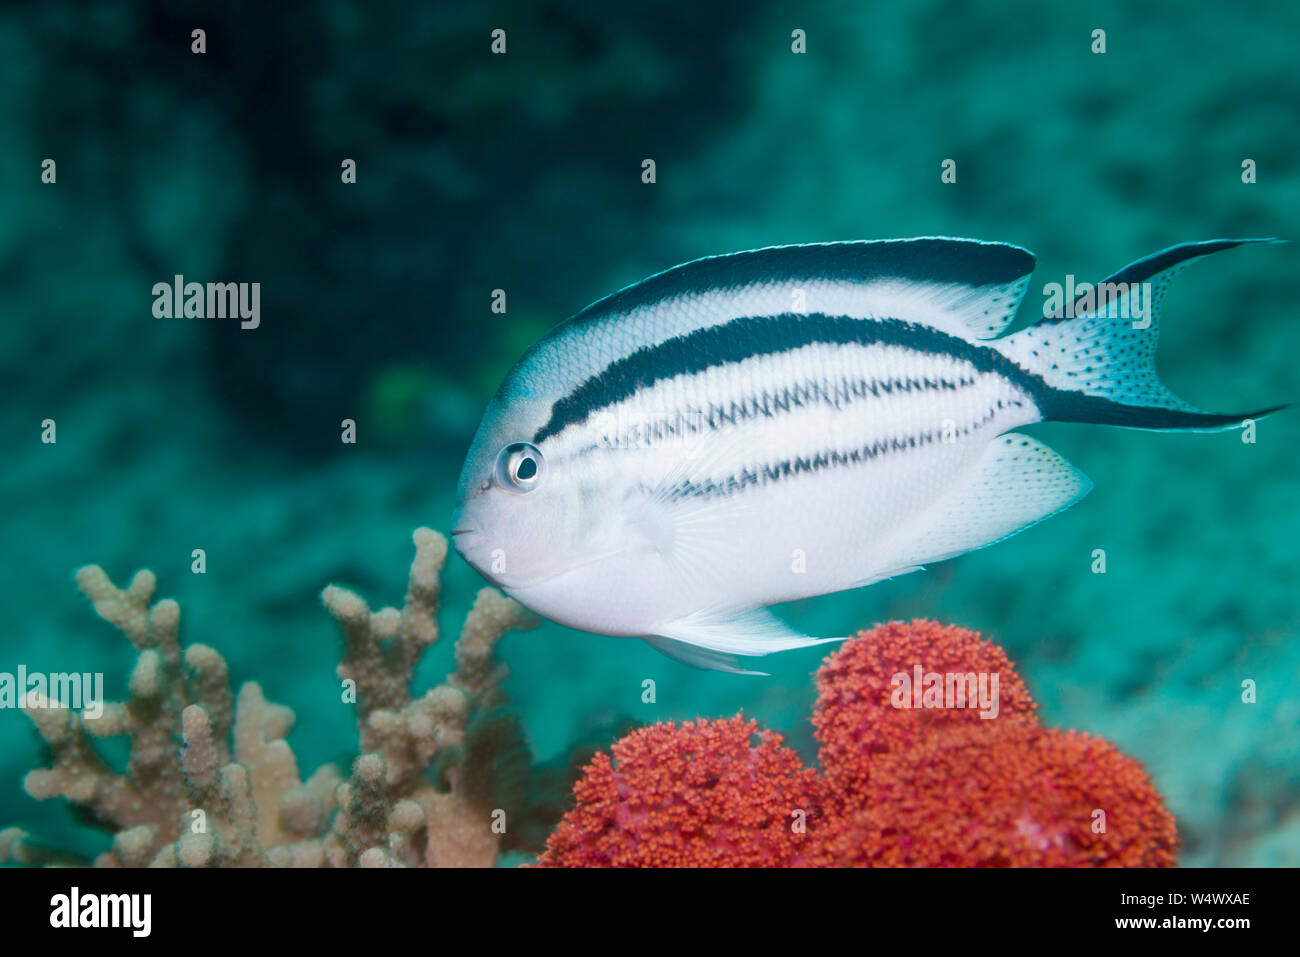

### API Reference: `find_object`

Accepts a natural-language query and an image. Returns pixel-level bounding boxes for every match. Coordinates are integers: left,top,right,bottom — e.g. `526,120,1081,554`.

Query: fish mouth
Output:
500,546,626,592
449,502,476,539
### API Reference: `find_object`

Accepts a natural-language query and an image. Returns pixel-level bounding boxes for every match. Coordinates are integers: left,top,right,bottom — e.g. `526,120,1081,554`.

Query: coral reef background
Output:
2,1,1297,865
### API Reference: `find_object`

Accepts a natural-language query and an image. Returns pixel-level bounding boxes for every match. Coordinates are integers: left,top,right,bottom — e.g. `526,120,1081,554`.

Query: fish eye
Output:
493,442,545,493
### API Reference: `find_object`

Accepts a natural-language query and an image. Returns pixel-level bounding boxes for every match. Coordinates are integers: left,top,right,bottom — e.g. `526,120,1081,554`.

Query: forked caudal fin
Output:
1001,239,1289,431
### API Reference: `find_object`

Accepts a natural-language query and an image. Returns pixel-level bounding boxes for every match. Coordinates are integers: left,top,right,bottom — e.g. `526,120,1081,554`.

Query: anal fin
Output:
646,606,846,674
643,635,768,675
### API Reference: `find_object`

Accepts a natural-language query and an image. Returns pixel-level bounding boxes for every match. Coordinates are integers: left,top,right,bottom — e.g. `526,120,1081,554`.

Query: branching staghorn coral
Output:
318,530,535,867
0,528,536,867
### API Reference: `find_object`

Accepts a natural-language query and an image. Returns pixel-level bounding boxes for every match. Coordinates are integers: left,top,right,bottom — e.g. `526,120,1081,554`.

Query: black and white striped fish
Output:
452,238,1285,673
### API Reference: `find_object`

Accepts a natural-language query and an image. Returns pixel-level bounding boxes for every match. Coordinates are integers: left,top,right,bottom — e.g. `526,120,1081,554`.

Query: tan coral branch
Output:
7,527,536,869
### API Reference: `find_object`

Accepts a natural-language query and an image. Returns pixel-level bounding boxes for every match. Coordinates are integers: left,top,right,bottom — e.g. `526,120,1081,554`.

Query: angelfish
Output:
452,238,1285,672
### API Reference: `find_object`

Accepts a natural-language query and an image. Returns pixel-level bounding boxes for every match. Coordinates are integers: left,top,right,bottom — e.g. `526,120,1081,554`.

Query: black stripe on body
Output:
534,312,1052,444
699,372,976,428
664,398,1019,501
579,372,983,451
570,239,1034,328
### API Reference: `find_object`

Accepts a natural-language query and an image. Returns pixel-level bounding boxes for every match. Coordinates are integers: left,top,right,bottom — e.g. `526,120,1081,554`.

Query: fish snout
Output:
450,503,510,589
448,506,479,556
448,525,487,579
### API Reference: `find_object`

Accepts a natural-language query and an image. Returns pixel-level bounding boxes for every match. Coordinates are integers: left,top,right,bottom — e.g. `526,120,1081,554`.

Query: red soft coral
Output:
537,715,824,867
542,621,1178,868
813,619,1038,802
815,721,1178,867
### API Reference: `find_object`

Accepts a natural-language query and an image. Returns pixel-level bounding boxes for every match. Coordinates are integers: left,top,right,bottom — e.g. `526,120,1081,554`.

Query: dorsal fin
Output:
573,238,1037,340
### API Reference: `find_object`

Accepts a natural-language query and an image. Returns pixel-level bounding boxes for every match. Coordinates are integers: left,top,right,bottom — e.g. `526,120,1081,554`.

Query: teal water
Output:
2,1,1297,865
